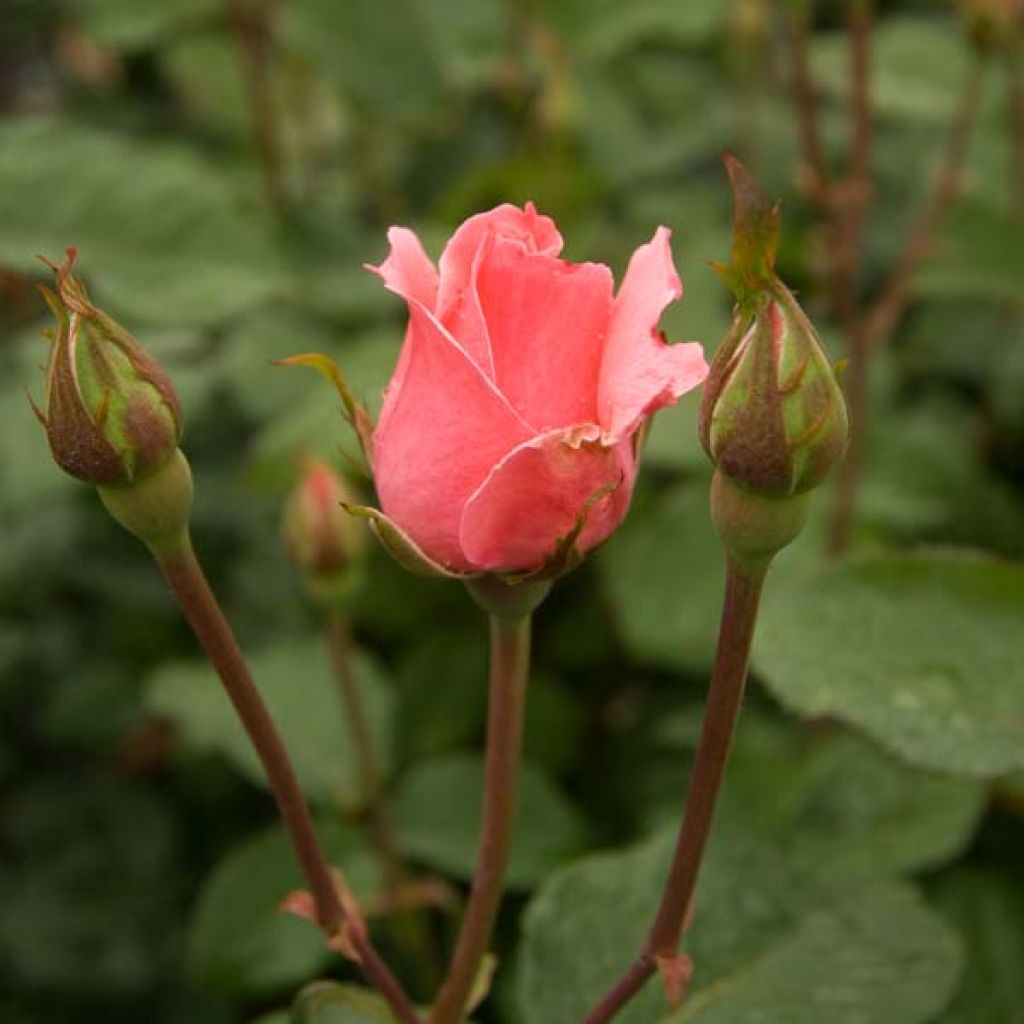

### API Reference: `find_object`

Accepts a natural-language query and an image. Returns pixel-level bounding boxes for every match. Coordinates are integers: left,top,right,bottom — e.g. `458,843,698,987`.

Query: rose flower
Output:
361,203,708,577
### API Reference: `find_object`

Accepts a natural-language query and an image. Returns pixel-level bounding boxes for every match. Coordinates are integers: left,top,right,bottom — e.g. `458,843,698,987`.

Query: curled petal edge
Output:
504,472,625,585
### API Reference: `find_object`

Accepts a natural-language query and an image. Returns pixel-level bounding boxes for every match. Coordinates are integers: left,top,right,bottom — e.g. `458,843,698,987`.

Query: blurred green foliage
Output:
1,1,1023,1022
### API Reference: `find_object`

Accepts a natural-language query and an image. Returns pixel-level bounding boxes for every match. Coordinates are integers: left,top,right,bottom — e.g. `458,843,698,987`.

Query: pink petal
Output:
439,235,496,376
373,300,532,572
598,227,709,439
436,203,563,322
459,425,638,572
367,226,439,310
475,236,613,431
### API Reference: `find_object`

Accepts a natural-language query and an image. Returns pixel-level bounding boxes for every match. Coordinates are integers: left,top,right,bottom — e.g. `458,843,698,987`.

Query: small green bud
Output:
281,459,366,599
35,248,183,486
699,282,849,498
701,156,849,569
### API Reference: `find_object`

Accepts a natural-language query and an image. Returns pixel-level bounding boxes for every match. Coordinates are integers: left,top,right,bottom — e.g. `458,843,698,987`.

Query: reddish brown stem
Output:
862,58,986,351
1006,56,1024,218
226,0,287,212
828,58,985,554
430,614,532,1024
325,614,404,893
835,0,874,327
156,536,420,1024
582,562,765,1024
785,8,831,210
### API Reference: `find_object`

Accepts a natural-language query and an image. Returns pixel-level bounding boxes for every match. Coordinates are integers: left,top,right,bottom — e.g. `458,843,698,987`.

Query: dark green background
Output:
1,1,1022,1022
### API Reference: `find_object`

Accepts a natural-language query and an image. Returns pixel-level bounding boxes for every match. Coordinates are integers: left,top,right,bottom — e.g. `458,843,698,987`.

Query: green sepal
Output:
277,352,375,465
340,502,479,580
711,154,782,312
36,248,182,487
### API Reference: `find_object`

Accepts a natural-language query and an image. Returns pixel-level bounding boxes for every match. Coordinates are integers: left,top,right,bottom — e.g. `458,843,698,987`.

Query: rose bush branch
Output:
836,0,874,329
828,53,986,552
324,614,405,889
582,560,765,1024
585,157,850,1023
281,460,406,896
860,57,986,353
32,251,422,1024
784,3,831,210
779,6,987,554
225,0,287,213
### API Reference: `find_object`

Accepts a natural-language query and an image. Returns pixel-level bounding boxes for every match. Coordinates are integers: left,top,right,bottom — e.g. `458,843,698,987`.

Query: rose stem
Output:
325,614,440,992
430,613,532,1024
785,6,830,211
827,56,986,554
226,0,287,214
155,533,421,1024
582,561,765,1024
1010,58,1024,220
325,613,403,891
835,0,874,330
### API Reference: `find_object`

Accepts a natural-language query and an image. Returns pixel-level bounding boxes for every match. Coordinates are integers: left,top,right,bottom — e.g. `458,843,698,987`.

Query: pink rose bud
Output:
35,248,183,486
700,157,848,569
282,459,366,589
362,203,708,577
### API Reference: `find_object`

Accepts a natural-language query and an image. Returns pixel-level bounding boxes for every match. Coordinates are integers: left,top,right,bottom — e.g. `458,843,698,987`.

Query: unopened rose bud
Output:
282,459,366,597
700,156,849,570
36,247,182,486
699,284,848,499
34,248,192,553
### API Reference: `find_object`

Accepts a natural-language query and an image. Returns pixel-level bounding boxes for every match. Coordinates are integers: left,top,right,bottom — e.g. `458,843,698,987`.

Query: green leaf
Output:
573,63,733,186
77,0,221,48
160,34,254,144
254,1013,291,1024
522,673,586,778
915,199,1024,306
413,0,507,88
292,981,397,1022
859,397,1024,556
392,754,589,888
644,713,985,879
811,17,969,122
393,629,488,765
931,869,1024,1024
0,118,284,327
597,483,723,670
668,883,961,1023
0,333,76,517
519,823,962,1024
284,0,445,121
145,636,394,806
0,779,181,995
545,0,727,62
734,728,984,876
189,824,378,997
754,551,1024,777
